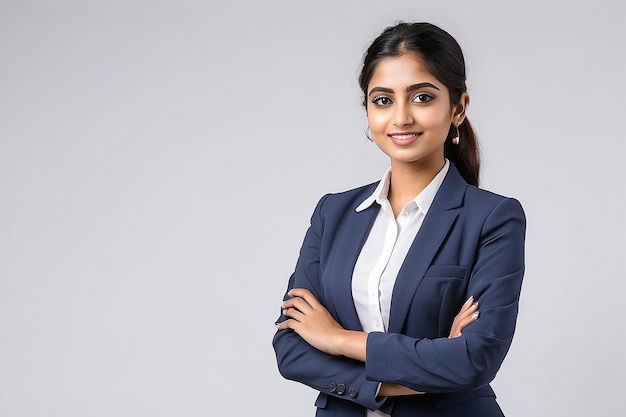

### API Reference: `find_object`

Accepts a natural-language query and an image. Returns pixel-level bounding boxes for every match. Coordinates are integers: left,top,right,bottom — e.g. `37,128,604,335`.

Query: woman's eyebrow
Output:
368,87,394,96
368,82,441,97
407,82,441,92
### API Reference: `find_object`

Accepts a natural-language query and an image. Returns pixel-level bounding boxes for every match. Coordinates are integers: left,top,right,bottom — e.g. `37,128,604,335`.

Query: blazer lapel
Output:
328,198,380,332
387,164,467,334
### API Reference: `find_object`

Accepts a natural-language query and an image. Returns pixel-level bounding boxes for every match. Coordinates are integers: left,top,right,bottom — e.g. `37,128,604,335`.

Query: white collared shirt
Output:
352,160,449,417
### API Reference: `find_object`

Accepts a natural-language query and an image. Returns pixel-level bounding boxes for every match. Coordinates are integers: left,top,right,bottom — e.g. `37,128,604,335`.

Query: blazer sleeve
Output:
272,194,385,410
365,197,526,393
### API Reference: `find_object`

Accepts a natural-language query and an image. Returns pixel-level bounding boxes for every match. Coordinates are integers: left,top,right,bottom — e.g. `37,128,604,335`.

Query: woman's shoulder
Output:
463,184,525,219
329,181,379,199
465,184,518,203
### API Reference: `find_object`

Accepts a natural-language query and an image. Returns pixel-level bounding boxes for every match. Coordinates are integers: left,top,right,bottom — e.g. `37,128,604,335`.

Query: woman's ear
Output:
452,92,470,125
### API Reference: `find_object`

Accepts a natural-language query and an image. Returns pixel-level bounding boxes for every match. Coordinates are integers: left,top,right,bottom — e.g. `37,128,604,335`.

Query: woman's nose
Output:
393,104,414,127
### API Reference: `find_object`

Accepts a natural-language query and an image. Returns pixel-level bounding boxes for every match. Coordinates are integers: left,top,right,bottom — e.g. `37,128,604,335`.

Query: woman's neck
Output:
387,158,445,217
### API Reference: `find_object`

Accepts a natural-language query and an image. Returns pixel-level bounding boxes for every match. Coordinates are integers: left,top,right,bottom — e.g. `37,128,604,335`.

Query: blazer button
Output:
328,382,336,393
336,383,346,395
348,387,358,398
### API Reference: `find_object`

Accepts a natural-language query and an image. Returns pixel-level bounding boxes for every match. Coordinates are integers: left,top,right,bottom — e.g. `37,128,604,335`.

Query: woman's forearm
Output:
333,329,367,361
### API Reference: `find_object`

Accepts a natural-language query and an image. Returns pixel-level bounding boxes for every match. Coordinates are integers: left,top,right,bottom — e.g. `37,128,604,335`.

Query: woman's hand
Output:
448,296,479,338
277,288,349,356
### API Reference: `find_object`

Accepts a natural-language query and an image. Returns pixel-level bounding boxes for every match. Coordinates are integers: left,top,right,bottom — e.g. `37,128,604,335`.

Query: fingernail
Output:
472,311,480,319
465,296,474,304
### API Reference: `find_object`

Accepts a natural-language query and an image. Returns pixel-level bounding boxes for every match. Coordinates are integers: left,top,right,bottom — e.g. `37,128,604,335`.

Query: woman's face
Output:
366,53,465,169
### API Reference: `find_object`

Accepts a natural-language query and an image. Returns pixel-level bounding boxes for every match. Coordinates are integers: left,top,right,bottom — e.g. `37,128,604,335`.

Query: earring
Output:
451,125,460,145
365,126,373,142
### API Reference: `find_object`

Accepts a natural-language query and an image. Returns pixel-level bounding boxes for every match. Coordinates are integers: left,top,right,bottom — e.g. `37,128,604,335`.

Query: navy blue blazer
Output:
273,164,525,416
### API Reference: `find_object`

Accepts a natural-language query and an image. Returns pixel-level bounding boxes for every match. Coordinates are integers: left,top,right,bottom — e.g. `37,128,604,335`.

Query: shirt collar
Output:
355,159,450,215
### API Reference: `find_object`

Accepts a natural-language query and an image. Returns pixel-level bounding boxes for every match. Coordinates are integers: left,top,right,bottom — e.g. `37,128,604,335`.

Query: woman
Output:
273,22,525,417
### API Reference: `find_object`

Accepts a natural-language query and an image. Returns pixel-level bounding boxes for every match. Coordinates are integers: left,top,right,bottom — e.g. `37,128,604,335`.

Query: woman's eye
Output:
411,93,434,103
372,96,393,106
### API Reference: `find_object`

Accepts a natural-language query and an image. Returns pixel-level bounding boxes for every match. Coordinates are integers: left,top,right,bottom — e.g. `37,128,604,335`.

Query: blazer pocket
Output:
424,265,467,279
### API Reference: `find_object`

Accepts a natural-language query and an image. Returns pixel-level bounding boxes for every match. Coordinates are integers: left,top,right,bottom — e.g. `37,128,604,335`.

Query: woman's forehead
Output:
368,54,442,90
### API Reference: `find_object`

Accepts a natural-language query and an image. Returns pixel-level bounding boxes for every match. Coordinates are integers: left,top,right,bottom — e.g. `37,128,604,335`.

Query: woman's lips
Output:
388,132,421,146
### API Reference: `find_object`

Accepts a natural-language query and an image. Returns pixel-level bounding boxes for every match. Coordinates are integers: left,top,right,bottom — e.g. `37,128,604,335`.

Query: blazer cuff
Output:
366,331,396,383
317,373,385,410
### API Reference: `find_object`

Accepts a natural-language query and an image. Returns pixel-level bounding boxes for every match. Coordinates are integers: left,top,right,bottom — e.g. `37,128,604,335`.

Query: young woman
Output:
273,22,525,417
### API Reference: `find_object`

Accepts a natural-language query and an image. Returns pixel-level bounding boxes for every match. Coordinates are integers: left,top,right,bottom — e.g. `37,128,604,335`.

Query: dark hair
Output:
359,22,480,186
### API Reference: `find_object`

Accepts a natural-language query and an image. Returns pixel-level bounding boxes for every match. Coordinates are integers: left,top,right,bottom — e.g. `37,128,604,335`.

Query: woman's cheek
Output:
417,106,450,129
368,114,389,137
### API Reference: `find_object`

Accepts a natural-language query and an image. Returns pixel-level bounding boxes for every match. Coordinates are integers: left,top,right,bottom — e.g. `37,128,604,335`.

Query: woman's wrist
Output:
379,383,424,397
333,330,368,362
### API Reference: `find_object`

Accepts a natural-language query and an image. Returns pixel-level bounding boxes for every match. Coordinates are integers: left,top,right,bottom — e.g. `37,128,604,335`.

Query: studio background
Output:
1,1,624,416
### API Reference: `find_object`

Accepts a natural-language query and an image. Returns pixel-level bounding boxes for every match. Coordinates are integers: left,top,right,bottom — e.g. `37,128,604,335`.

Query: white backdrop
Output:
1,1,625,416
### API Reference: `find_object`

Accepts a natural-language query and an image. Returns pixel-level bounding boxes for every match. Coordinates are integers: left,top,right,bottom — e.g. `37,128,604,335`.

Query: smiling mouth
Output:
387,132,422,146
388,132,421,140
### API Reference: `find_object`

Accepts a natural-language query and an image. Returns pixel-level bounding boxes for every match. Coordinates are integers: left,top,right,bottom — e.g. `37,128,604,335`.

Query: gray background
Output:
1,1,624,416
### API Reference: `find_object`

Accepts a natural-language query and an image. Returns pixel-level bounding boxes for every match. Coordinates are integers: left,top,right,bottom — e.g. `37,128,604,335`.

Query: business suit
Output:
273,163,525,416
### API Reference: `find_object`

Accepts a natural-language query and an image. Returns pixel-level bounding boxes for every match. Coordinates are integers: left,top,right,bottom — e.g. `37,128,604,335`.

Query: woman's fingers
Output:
282,295,314,315
282,305,305,321
277,317,300,331
449,297,480,338
457,311,479,327
276,288,347,356
458,298,478,318
458,296,475,314
287,288,324,309
277,288,327,331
